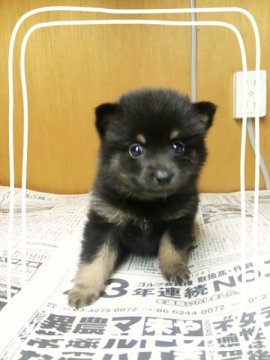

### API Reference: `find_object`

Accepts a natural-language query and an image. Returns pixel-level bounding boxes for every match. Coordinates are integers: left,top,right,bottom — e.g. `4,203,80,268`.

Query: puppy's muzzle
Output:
153,168,174,185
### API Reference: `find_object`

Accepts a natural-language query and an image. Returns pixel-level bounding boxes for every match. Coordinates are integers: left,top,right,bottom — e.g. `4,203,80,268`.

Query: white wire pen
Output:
6,6,262,355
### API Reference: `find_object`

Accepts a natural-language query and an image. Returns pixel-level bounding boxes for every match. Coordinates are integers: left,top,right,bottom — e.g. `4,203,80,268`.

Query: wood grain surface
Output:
0,0,269,193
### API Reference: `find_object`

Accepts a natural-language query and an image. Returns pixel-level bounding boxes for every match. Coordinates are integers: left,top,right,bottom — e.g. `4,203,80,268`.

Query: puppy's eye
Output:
129,144,144,158
171,140,185,155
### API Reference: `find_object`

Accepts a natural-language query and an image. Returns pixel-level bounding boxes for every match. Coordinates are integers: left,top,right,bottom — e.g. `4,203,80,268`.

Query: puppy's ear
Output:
95,103,119,138
193,101,217,131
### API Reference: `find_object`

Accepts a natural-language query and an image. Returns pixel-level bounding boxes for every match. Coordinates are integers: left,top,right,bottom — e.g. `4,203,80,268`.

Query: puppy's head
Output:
95,89,216,200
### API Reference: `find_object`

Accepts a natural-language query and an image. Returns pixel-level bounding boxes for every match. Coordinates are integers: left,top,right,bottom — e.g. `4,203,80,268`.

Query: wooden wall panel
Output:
197,0,270,192
0,0,269,194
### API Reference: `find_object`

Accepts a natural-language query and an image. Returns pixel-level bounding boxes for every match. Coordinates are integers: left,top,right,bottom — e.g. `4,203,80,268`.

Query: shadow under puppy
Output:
68,88,216,308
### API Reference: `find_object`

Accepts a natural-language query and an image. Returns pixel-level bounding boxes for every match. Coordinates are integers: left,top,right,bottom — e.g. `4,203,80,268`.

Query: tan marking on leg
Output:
158,232,189,282
136,134,146,144
68,242,117,307
170,129,181,140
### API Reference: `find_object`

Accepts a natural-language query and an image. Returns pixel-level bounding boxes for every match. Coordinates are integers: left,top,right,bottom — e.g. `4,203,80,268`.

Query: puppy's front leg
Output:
68,215,118,308
159,216,195,283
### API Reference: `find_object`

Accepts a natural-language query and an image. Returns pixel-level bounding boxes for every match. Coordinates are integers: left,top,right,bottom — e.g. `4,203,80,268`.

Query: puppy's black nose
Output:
153,169,173,185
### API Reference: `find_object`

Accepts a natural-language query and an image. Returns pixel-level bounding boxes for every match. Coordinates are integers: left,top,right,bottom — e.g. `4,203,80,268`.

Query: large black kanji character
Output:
217,333,239,347
143,317,174,336
158,287,181,299
184,284,208,299
36,314,75,335
217,350,242,360
240,311,256,328
213,316,234,332
59,352,95,360
261,306,270,327
27,338,63,348
73,317,108,335
66,339,100,349
247,349,270,360
240,326,256,341
112,317,141,332
18,350,53,360
132,288,155,297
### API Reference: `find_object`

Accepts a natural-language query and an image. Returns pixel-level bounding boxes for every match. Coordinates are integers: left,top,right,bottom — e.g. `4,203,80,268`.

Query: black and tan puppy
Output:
68,88,216,308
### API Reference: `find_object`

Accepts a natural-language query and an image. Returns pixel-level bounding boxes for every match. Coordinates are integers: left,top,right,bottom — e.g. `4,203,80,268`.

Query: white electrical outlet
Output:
233,70,267,119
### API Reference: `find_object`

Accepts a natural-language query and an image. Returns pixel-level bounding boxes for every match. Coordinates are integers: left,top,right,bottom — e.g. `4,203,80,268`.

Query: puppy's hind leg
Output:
68,225,118,308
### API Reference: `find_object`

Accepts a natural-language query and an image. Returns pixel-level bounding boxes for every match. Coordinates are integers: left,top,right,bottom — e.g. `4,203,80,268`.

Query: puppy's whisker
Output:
182,156,196,164
182,156,204,167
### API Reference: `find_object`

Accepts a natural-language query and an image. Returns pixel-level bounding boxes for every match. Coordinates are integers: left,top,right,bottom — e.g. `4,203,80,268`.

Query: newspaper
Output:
0,186,269,360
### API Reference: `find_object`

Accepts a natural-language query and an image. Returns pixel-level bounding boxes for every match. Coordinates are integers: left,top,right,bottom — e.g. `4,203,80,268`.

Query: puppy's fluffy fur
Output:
69,88,216,308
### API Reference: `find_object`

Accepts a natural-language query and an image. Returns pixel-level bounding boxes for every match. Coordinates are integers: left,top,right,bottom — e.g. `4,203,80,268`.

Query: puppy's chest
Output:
91,195,193,255
114,219,163,255
91,194,194,228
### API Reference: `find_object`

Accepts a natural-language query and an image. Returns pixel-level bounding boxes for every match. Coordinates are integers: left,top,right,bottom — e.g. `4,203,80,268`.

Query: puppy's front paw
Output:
68,261,106,308
159,232,190,284
161,261,189,283
68,285,100,308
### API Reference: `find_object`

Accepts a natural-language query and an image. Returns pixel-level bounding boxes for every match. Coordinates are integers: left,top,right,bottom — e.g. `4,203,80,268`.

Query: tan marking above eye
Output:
191,150,199,161
136,134,146,144
110,154,120,171
170,129,181,140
